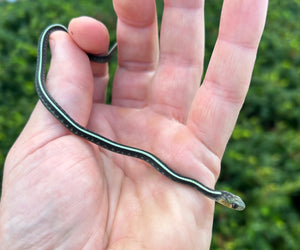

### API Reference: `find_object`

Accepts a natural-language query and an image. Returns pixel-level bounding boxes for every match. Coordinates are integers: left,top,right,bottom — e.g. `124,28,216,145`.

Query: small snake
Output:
35,24,245,211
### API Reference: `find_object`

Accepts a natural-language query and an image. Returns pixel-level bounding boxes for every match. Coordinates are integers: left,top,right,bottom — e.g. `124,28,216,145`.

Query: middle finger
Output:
112,0,159,108
150,0,205,122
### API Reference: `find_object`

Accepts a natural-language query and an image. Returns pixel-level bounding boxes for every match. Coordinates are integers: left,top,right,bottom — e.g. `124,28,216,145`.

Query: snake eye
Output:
232,203,238,209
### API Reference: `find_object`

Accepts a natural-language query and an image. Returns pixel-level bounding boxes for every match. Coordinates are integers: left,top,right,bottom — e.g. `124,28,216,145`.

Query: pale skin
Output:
0,0,268,249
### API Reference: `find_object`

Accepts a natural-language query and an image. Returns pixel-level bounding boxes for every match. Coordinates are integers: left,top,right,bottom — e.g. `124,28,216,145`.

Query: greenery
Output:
1,0,299,249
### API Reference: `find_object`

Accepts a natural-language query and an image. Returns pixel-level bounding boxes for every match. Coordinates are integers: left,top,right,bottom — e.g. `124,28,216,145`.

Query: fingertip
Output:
68,16,110,54
113,0,156,26
68,17,111,102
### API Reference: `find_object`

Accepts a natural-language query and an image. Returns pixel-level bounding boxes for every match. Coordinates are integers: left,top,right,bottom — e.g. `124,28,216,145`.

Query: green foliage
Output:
210,1,300,249
1,0,300,249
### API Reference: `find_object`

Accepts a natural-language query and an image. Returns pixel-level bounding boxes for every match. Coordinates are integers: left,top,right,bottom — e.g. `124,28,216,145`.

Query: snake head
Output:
216,191,246,211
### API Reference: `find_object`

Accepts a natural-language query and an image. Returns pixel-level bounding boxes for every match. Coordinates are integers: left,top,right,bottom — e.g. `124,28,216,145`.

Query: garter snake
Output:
35,24,245,211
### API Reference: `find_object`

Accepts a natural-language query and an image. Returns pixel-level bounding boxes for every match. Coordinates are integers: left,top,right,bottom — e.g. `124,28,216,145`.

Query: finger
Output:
68,17,110,103
4,28,96,167
112,0,159,108
150,0,204,122
187,0,268,158
44,31,94,128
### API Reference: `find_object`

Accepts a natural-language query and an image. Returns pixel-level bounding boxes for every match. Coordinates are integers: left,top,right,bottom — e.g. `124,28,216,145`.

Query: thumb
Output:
8,28,95,158
44,30,94,127
4,28,95,173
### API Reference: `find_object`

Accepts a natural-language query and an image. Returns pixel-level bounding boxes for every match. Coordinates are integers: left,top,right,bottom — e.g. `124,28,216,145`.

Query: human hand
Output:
0,0,268,249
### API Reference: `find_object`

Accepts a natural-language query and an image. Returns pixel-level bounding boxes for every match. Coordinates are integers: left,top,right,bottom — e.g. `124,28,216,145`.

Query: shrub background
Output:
1,0,299,249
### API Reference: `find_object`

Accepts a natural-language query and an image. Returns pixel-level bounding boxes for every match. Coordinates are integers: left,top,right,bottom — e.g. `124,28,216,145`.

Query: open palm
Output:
0,0,267,249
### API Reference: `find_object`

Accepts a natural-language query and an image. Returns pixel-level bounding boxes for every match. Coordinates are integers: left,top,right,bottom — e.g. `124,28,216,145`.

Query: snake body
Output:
35,24,245,211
